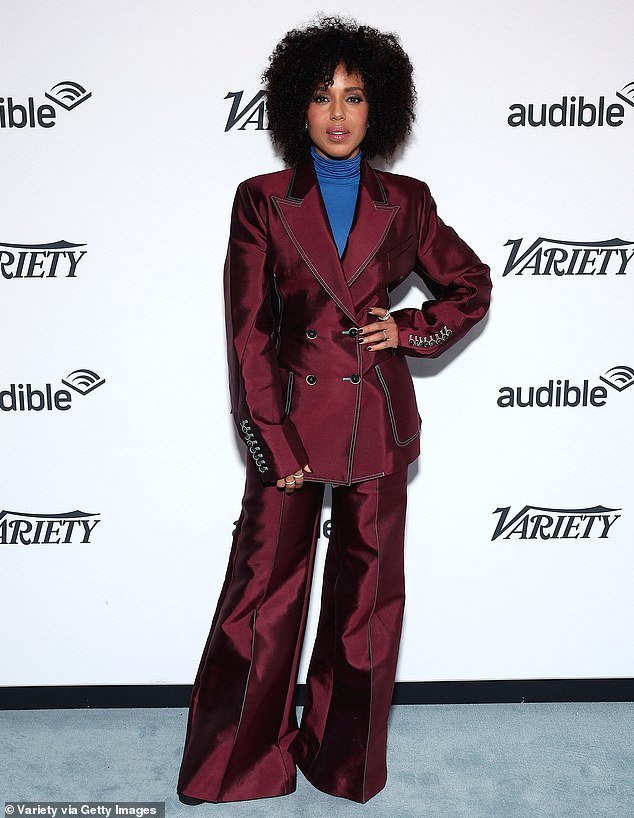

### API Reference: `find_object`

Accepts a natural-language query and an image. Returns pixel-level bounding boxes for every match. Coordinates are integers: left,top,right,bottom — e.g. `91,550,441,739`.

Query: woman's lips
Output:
326,130,350,142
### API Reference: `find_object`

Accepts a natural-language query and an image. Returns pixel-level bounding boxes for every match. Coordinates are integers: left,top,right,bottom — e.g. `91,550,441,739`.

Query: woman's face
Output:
306,61,369,160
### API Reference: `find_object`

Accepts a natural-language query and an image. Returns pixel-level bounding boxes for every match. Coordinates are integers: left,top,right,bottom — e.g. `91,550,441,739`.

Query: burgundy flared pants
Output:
176,455,408,804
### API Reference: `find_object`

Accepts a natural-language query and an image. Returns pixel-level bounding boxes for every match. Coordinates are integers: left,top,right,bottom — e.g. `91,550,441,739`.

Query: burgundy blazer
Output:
223,154,492,486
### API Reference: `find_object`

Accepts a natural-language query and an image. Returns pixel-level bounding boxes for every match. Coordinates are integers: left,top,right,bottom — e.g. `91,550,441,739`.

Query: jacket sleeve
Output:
389,180,492,357
223,179,309,484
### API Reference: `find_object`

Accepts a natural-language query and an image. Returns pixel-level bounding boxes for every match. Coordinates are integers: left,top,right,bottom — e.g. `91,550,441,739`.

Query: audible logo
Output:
0,369,106,412
508,80,633,127
0,80,91,128
497,366,634,408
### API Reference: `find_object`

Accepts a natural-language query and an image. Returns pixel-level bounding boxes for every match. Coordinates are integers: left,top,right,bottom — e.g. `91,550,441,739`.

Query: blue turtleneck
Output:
310,144,361,258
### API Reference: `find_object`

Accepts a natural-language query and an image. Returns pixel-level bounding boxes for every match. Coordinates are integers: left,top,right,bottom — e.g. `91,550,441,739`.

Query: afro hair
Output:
261,13,418,166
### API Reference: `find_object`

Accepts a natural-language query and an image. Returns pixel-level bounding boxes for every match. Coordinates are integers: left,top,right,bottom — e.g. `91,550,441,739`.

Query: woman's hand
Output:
278,463,313,494
357,307,399,350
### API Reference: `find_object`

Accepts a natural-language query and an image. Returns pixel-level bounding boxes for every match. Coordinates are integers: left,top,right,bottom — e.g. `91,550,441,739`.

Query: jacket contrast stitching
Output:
302,471,386,484
372,167,389,203
271,271,284,352
346,203,400,287
271,195,357,323
344,328,365,482
374,363,421,446
235,280,273,473
283,371,294,416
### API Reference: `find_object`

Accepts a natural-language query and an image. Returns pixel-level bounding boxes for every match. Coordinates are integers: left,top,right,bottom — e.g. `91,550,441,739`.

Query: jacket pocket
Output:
374,355,422,446
279,366,295,417
386,233,415,260
386,234,416,279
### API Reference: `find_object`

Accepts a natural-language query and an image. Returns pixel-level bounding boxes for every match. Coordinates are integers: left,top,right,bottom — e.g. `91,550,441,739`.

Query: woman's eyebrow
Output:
316,85,365,92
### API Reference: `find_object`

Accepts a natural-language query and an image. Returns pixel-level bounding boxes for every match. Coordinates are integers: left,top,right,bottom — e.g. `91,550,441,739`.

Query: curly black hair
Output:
261,13,417,166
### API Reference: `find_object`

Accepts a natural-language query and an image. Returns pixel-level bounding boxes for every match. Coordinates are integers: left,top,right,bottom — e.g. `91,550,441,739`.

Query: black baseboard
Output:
1,679,632,710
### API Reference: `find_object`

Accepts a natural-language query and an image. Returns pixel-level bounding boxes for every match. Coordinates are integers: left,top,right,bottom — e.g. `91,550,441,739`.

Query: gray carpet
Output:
2,703,633,817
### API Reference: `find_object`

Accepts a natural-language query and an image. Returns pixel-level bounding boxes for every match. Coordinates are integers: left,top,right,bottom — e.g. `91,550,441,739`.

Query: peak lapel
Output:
271,154,399,323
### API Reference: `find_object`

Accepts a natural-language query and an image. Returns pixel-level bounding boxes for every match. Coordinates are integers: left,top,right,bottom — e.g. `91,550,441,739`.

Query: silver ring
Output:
285,478,296,484
378,309,391,321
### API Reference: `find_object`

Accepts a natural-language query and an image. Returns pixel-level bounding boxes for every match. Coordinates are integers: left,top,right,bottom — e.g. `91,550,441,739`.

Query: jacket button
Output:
306,329,318,339
349,373,361,384
348,327,359,337
306,374,317,385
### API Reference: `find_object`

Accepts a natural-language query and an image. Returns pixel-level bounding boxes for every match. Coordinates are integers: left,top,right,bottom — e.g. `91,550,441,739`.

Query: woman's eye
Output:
312,95,364,104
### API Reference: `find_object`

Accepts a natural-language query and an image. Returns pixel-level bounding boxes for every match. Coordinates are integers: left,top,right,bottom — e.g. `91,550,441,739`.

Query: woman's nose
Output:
330,101,345,118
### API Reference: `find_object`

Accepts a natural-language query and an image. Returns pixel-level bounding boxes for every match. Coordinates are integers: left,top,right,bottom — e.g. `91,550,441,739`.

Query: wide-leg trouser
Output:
176,455,408,804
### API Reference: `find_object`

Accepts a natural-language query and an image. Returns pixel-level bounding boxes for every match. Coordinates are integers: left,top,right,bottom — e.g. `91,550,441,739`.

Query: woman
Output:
177,14,492,805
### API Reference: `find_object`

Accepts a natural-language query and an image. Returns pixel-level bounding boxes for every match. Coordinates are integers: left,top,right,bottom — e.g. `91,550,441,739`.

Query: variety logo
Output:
508,80,633,127
0,509,101,545
492,504,621,540
0,239,87,279
498,365,634,408
224,90,267,131
0,369,106,412
502,237,634,277
0,80,91,128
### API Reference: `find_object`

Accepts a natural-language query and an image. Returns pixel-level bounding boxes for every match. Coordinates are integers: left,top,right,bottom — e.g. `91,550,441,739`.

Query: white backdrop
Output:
1,0,632,686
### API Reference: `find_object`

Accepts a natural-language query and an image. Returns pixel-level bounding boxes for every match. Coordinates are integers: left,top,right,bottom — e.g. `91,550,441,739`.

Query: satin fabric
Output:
176,152,491,804
176,455,408,804
223,154,492,487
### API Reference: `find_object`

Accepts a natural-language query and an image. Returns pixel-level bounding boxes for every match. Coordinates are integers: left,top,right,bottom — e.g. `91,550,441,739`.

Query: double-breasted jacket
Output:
223,153,492,486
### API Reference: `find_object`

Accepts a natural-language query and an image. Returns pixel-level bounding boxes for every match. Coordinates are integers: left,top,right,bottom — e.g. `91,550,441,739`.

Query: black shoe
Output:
178,792,206,805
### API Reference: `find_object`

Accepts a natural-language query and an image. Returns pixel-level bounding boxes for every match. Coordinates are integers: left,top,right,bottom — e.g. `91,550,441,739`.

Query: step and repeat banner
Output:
1,0,632,687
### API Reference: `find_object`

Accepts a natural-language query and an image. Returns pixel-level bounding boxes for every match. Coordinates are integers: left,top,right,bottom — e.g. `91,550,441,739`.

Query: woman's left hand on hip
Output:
357,307,398,350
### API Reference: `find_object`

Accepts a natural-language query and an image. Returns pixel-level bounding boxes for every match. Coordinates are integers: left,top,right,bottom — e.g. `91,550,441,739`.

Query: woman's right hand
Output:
277,463,312,494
